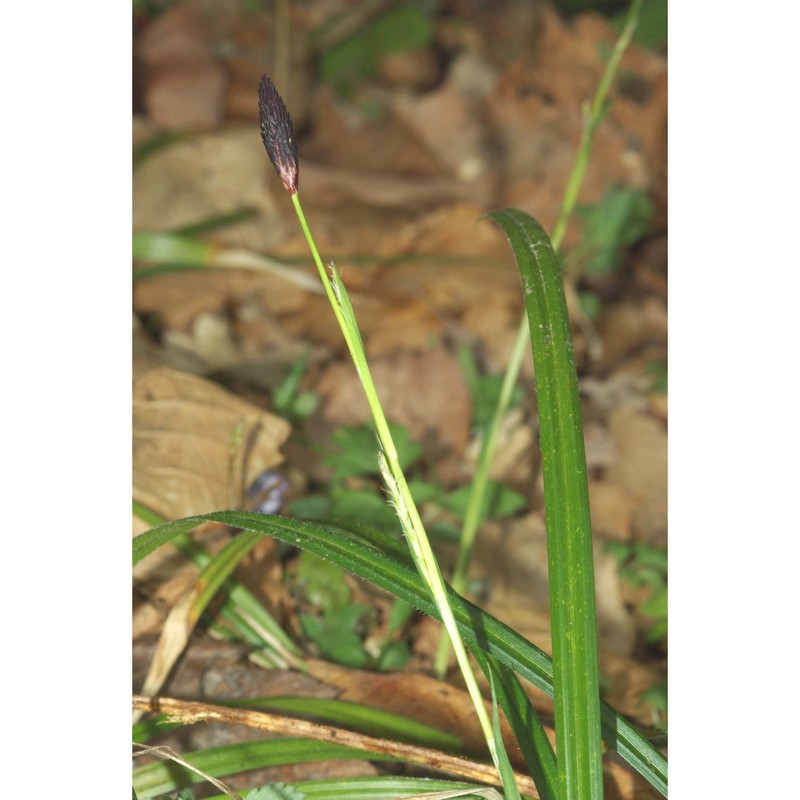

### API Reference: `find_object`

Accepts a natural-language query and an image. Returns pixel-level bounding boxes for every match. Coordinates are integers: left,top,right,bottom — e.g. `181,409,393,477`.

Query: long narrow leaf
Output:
137,530,263,703
486,208,604,800
133,739,395,798
473,651,558,800
202,777,482,800
132,513,667,796
134,696,461,752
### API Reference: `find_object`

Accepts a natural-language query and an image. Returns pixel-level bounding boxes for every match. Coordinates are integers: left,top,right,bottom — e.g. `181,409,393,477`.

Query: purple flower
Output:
258,75,299,195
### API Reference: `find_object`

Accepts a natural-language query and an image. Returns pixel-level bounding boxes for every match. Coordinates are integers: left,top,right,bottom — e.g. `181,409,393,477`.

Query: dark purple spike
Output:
258,75,299,195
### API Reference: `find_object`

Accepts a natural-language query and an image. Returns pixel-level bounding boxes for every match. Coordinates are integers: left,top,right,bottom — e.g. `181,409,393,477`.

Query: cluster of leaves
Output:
314,3,435,97
604,541,667,724
605,540,667,644
293,421,525,536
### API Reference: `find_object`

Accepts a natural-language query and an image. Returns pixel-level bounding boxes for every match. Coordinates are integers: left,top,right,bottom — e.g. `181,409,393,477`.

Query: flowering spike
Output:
258,75,299,195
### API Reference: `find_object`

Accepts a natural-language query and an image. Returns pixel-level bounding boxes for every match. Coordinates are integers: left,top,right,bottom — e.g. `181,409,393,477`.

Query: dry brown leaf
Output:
472,514,637,659
593,546,637,657
360,299,445,357
135,589,200,719
136,4,226,130
316,346,471,458
303,658,524,764
473,407,536,488
471,515,553,647
132,367,291,520
376,49,440,91
647,391,668,423
598,650,666,726
588,480,636,542
597,299,668,370
392,81,490,185
606,408,667,548
300,162,487,209
132,126,286,252
383,204,512,259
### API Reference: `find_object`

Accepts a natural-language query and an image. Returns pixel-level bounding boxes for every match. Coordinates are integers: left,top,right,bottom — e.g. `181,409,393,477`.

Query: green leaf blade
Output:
133,512,667,796
486,208,604,800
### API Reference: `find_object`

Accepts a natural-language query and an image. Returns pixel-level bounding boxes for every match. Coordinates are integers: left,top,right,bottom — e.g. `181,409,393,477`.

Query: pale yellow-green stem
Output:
290,190,514,791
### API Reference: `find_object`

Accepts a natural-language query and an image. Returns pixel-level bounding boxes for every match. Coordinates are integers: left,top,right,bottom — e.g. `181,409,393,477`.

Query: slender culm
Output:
258,74,299,195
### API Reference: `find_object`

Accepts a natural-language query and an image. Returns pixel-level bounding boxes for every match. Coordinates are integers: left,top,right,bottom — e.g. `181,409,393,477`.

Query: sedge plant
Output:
133,6,668,794
256,73,520,798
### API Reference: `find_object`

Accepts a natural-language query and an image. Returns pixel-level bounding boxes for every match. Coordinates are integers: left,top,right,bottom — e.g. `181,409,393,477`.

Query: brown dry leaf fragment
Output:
316,347,471,458
598,649,667,726
587,480,636,543
136,589,201,715
133,367,290,521
462,407,536,489
392,81,491,186
486,3,666,241
387,204,510,259
357,298,444,357
300,162,486,209
146,64,227,131
605,408,667,548
136,4,226,130
162,311,241,370
593,545,637,657
472,515,553,647
597,299,668,370
473,515,636,659
376,49,441,91
303,658,523,765
132,127,286,252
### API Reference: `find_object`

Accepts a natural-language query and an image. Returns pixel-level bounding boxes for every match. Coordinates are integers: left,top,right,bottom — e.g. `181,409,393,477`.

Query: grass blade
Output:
134,695,462,752
132,695,538,796
187,776,484,800
435,0,643,682
486,208,603,800
136,530,263,704
133,739,392,798
473,651,558,800
133,513,667,795
134,501,302,665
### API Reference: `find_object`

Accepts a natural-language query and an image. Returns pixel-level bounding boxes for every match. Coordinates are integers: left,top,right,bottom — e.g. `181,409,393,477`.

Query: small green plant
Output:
271,352,319,422
315,4,434,97
646,360,668,393
289,421,526,539
299,601,373,669
604,540,667,728
292,549,413,671
606,541,668,645
571,184,654,278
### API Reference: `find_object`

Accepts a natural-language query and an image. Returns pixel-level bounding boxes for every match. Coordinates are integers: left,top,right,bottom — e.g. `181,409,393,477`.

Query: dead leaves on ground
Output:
133,1,667,794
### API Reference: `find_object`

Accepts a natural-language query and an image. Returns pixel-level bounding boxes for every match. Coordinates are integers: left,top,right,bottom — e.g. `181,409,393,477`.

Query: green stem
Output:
290,192,515,792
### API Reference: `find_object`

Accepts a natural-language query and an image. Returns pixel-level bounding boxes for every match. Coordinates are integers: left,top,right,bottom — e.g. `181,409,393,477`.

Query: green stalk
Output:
258,68,515,788
290,190,516,795
434,0,642,679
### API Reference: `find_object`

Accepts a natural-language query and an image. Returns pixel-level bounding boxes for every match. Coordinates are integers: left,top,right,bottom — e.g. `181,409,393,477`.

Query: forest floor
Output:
133,2,667,797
